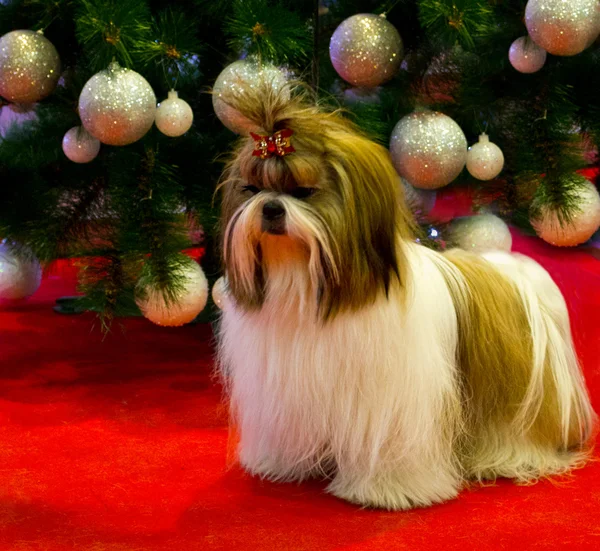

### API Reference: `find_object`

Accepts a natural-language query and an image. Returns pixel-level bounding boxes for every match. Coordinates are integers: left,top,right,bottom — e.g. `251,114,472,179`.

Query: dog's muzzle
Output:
262,200,286,235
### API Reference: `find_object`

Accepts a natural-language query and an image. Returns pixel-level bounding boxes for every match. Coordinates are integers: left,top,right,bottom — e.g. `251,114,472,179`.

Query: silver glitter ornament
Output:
0,30,61,103
78,61,156,146
450,214,512,253
329,13,403,88
390,111,467,190
0,241,42,300
466,133,504,181
136,260,209,327
155,90,193,137
62,126,100,163
525,0,600,56
212,60,289,135
531,177,600,247
508,36,547,73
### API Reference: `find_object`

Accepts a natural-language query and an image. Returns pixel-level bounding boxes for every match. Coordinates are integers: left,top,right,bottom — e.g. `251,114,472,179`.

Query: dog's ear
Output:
318,132,414,319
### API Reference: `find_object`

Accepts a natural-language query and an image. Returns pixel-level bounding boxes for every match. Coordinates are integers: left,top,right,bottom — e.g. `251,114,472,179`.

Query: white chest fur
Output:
217,244,461,483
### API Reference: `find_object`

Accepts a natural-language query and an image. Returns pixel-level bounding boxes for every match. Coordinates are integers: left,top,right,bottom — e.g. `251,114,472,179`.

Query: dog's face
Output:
219,103,413,320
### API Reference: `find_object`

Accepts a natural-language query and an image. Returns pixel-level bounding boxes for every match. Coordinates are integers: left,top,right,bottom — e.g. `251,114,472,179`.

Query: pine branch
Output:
134,7,203,89
530,173,591,226
107,143,192,301
75,0,152,70
77,253,139,331
418,0,494,50
225,0,312,66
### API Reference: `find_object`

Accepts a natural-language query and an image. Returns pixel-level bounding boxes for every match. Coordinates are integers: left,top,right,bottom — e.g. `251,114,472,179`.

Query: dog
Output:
215,81,595,510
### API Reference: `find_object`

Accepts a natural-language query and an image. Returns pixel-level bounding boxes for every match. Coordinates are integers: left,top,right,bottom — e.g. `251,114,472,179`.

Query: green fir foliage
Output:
225,0,312,66
76,0,152,69
0,0,599,327
419,0,494,50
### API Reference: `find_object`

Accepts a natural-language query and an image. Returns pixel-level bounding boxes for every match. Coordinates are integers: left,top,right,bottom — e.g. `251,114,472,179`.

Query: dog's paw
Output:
326,475,459,511
239,451,314,483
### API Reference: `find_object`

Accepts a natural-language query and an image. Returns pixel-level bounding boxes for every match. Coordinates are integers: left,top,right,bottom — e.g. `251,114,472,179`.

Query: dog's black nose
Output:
262,201,285,221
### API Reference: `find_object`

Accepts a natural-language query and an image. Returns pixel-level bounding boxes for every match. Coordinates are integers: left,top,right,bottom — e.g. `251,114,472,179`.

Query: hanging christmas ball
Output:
390,111,467,190
212,60,289,134
329,14,403,88
136,260,208,326
401,179,437,217
525,0,600,56
466,133,504,181
62,126,100,163
78,61,156,146
450,214,512,253
0,241,42,300
508,36,547,73
0,30,61,103
211,276,229,310
155,90,193,137
531,177,600,247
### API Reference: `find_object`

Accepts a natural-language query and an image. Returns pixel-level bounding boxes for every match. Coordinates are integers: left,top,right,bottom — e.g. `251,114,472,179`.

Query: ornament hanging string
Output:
378,0,403,17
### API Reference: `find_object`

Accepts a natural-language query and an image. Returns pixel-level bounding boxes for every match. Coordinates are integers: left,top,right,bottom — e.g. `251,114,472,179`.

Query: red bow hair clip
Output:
250,129,295,159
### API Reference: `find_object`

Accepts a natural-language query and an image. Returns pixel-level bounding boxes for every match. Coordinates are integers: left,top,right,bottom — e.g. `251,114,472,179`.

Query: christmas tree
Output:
0,0,599,326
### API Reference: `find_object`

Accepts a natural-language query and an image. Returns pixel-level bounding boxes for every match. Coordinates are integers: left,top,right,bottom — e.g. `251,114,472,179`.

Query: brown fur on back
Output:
443,249,587,479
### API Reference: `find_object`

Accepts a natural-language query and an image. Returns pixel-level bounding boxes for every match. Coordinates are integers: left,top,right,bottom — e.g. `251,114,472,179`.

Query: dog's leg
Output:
236,422,330,483
325,247,464,510
326,443,462,510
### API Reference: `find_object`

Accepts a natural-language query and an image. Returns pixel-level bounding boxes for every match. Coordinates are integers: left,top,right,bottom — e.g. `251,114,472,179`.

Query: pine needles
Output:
225,0,311,66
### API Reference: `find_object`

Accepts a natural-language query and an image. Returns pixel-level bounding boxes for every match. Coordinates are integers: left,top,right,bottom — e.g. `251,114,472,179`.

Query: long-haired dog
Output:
216,81,595,510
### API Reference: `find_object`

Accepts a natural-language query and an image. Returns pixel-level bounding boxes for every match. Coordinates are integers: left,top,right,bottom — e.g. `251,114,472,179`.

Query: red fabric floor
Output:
1,232,600,550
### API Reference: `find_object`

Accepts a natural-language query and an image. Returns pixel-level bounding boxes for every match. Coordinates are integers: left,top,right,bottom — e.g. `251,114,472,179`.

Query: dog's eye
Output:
242,185,261,195
290,187,316,199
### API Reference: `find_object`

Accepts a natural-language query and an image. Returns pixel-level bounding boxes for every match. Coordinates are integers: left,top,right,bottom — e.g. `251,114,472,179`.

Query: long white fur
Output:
218,195,594,509
219,241,464,509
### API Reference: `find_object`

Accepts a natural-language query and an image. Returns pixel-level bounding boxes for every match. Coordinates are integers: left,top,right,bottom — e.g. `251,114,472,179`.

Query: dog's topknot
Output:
220,75,321,135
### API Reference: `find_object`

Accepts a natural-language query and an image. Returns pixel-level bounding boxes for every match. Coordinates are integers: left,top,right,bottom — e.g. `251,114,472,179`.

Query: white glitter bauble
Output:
402,179,437,217
78,61,156,146
450,214,512,253
525,0,600,56
466,133,504,181
136,260,208,326
62,126,100,163
155,90,193,137
0,31,60,103
390,111,467,190
329,14,403,88
531,177,600,247
211,276,229,310
0,242,42,300
0,30,61,103
508,36,547,73
212,60,289,134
